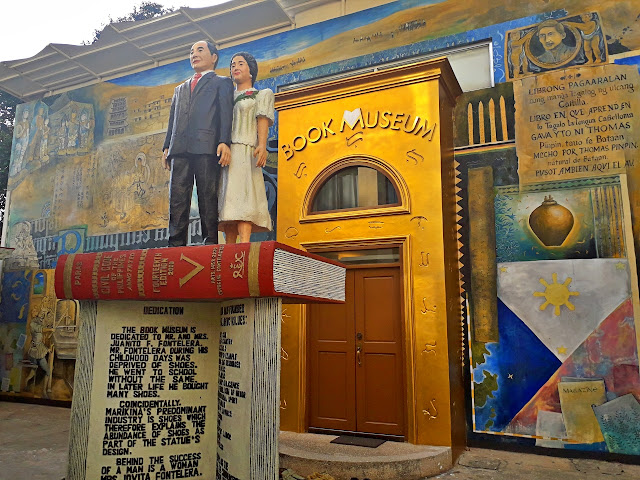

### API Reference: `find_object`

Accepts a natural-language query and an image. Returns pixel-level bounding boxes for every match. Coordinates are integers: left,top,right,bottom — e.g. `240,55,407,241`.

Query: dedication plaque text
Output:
85,301,219,480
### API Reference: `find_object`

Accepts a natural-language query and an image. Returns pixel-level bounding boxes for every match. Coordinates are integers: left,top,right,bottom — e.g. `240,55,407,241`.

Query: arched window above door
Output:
301,156,410,222
311,165,398,213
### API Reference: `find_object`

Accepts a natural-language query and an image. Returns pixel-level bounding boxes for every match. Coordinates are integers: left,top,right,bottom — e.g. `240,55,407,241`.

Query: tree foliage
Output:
0,91,19,230
88,2,175,44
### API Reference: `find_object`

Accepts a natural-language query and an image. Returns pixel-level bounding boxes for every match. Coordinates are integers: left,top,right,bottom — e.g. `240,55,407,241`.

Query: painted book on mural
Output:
558,378,607,444
55,241,345,303
593,394,640,455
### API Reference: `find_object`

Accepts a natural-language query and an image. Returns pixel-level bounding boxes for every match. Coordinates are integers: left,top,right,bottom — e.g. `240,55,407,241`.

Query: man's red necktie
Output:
191,73,202,93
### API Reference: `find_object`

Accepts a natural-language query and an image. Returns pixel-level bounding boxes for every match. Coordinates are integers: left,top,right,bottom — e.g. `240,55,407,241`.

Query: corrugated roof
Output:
0,0,339,101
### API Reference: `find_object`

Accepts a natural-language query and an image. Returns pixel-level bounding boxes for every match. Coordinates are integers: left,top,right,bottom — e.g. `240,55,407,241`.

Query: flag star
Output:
557,346,567,355
615,262,626,270
508,373,514,379
500,267,508,273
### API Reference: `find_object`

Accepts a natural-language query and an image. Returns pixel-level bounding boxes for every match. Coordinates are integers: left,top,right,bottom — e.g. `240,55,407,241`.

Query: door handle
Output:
356,345,362,366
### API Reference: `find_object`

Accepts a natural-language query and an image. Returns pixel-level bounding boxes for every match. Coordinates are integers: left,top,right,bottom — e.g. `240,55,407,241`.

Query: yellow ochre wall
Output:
275,58,465,448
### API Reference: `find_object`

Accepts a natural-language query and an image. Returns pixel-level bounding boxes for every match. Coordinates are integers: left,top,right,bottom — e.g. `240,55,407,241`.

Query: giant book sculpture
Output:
56,242,345,480
56,241,345,303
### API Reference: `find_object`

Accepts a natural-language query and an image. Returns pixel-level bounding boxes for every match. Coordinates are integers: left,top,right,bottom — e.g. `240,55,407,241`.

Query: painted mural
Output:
1,0,640,456
505,12,608,80
0,265,78,399
0,270,32,394
457,60,640,455
467,175,639,450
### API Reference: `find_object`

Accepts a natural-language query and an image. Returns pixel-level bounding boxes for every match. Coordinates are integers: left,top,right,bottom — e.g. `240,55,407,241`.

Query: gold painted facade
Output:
274,58,466,448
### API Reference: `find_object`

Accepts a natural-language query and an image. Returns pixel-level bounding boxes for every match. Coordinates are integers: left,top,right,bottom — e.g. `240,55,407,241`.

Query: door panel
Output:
316,351,352,420
355,268,404,435
361,276,396,341
308,266,404,436
308,271,356,431
361,353,402,426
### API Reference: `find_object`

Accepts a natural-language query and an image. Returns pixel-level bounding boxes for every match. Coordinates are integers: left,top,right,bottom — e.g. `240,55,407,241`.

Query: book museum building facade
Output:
1,0,640,460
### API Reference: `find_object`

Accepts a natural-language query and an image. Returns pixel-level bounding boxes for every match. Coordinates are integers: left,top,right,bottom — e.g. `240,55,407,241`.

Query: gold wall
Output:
275,58,465,447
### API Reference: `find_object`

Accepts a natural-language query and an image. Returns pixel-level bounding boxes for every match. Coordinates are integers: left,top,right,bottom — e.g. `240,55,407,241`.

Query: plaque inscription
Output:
86,301,218,480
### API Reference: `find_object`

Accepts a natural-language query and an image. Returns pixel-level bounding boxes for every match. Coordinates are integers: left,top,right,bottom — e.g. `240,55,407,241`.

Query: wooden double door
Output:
307,266,405,436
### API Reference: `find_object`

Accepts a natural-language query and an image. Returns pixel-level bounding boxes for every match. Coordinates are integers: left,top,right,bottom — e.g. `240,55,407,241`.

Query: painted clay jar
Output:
528,195,574,246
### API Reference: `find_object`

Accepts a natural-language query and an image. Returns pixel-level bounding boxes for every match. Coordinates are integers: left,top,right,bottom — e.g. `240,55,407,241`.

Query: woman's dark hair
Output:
230,52,258,86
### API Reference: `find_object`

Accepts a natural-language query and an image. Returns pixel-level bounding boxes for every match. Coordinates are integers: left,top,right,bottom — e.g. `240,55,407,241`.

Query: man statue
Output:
536,20,572,64
163,40,233,246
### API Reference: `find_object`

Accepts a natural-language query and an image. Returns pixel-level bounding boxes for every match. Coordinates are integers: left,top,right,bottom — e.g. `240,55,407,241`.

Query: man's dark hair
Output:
230,52,259,86
537,19,566,37
205,41,219,68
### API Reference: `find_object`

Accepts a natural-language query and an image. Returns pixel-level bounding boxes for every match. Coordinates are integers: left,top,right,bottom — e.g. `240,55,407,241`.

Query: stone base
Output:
279,432,452,480
67,299,282,480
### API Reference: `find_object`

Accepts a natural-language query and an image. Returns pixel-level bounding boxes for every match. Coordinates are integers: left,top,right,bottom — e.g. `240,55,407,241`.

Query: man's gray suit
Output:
163,72,234,246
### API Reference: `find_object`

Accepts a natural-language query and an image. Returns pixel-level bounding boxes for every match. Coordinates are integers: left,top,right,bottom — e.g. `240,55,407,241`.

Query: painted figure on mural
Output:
508,30,531,77
68,108,79,150
162,40,233,246
31,107,45,163
535,20,573,64
218,52,274,244
133,152,151,202
24,306,54,396
5,222,39,271
566,13,604,63
11,109,30,175
79,109,93,149
40,117,50,162
506,12,607,80
59,114,69,153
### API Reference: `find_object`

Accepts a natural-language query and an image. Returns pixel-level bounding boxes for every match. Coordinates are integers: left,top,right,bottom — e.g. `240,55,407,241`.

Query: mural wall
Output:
0,266,79,400
1,0,640,457
454,8,640,454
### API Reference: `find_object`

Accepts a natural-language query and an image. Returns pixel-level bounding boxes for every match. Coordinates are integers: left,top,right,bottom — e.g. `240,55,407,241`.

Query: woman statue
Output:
218,52,273,243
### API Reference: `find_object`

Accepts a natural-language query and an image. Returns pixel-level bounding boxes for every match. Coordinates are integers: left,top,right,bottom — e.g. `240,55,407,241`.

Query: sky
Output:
0,0,229,61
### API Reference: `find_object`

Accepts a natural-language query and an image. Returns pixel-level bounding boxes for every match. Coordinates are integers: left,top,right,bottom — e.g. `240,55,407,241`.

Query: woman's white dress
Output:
218,88,274,232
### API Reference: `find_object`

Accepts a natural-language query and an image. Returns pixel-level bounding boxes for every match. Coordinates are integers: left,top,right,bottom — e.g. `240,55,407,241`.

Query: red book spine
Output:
55,242,280,301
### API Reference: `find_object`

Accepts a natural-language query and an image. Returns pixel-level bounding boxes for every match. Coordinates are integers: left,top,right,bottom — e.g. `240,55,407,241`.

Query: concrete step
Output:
279,432,452,480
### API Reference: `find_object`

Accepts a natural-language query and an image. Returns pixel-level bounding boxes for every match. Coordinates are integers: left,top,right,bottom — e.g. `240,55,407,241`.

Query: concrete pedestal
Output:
67,298,281,480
